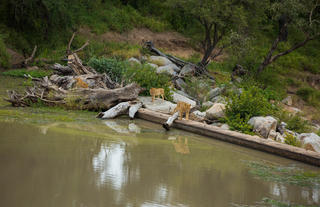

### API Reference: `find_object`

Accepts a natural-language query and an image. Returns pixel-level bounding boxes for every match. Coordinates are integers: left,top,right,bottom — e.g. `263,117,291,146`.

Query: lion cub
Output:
149,88,164,102
74,77,89,88
173,101,191,120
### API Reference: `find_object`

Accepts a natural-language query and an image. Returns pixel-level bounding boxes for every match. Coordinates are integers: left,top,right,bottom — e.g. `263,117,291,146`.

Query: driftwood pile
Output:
5,33,143,111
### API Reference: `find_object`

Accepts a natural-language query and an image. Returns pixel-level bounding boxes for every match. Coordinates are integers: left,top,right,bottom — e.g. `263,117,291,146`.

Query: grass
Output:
2,68,53,78
0,33,10,68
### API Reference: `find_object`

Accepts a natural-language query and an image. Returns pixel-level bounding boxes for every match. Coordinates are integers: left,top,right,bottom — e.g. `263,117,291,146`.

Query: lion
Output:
74,77,89,88
149,88,164,102
173,101,191,120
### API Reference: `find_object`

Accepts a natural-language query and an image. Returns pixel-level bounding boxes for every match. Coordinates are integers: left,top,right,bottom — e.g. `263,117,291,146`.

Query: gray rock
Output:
248,116,278,138
179,64,195,76
128,57,141,65
138,96,177,114
146,63,158,69
175,78,187,91
282,96,293,106
275,132,285,143
172,91,196,108
298,133,320,152
149,56,172,66
192,110,206,120
175,90,195,101
205,103,226,120
202,101,214,108
212,96,227,104
277,122,287,135
208,87,222,99
157,65,177,76
220,124,230,130
268,130,277,139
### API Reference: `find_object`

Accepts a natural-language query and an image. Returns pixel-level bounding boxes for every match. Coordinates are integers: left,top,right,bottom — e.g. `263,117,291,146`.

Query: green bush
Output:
297,87,320,107
284,132,301,147
184,76,212,103
88,57,128,83
225,86,274,134
286,115,310,134
123,64,173,101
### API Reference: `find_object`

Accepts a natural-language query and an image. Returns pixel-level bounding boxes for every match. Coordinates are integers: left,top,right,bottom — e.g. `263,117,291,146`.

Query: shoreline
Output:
136,108,320,167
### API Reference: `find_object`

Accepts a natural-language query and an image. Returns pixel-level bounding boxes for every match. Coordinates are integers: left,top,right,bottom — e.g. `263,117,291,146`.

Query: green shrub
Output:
284,132,301,147
286,115,310,134
184,76,212,103
297,87,320,107
225,86,274,135
123,64,173,101
2,69,52,78
88,57,128,83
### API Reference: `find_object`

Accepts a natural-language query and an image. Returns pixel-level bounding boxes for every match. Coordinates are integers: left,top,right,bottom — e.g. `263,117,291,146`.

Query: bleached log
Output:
97,102,130,119
162,112,179,131
129,102,142,119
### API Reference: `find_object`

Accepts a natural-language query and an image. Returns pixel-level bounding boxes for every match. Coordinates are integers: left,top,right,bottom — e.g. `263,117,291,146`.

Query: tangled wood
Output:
5,33,143,111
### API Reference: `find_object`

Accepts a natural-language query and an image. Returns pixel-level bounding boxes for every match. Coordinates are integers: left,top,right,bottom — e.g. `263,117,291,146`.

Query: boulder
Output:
220,124,230,130
146,63,158,69
148,56,172,66
248,116,278,138
277,122,287,135
175,90,195,101
268,130,277,139
298,133,320,152
172,91,196,108
202,101,214,108
275,132,285,143
157,65,177,76
190,110,206,121
205,103,226,120
212,96,227,104
138,96,177,114
208,87,222,99
174,78,187,91
179,64,195,76
128,57,141,65
282,96,293,106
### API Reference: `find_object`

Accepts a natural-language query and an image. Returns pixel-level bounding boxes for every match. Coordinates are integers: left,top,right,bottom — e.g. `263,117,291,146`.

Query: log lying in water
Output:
162,112,179,131
97,101,143,119
137,108,320,167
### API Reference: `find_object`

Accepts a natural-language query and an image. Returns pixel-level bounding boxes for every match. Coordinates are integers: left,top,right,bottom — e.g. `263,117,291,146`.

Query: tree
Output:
257,0,320,74
167,0,257,69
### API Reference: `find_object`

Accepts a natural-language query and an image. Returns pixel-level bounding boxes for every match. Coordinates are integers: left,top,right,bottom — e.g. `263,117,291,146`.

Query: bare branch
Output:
309,0,320,26
73,40,89,53
24,45,37,66
67,32,76,55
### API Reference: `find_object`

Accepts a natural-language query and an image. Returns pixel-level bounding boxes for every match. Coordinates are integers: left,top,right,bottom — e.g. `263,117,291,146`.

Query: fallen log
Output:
162,112,179,131
129,102,142,119
97,102,130,119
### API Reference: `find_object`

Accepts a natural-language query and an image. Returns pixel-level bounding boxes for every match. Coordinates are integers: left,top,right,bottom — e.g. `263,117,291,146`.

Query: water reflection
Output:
171,136,190,154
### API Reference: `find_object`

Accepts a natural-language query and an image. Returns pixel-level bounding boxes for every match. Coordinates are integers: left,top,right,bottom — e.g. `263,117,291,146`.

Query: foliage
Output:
123,64,173,101
184,76,212,103
224,86,274,134
297,87,320,107
2,69,52,78
284,132,301,147
88,57,128,83
286,115,310,134
0,34,10,68
244,160,320,188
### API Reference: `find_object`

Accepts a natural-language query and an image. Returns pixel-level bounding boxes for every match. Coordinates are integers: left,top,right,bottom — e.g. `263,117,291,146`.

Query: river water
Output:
0,76,319,207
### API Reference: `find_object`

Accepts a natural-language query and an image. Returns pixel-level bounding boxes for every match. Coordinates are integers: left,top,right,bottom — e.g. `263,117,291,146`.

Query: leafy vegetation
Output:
284,132,302,147
224,86,274,134
0,34,10,68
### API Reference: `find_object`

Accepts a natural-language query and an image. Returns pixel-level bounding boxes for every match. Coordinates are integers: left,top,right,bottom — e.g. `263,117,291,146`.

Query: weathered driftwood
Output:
162,112,179,131
129,102,142,119
51,63,74,75
97,102,130,119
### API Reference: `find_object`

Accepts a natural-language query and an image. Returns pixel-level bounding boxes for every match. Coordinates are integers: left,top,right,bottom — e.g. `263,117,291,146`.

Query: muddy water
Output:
0,76,319,207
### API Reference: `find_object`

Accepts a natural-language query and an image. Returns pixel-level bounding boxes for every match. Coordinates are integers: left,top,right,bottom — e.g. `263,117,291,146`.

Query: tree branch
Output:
67,32,76,55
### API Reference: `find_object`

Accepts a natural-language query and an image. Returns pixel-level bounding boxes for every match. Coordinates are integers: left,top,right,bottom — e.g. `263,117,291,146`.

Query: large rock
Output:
128,57,141,65
205,103,226,120
298,133,320,152
190,110,206,121
202,101,214,108
157,65,177,76
138,96,176,114
248,116,278,139
179,64,195,76
148,56,172,66
208,87,222,99
282,96,293,106
175,90,195,101
146,63,158,69
175,78,187,91
277,122,287,135
172,91,196,108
